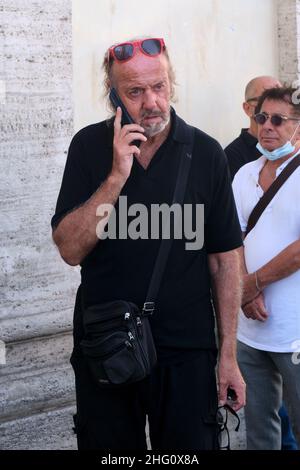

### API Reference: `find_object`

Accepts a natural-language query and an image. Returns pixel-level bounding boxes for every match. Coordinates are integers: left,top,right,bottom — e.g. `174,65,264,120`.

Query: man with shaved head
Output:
225,76,281,179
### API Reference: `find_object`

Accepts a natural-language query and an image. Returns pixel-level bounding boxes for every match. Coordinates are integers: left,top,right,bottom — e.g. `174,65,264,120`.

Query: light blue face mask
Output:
256,122,300,161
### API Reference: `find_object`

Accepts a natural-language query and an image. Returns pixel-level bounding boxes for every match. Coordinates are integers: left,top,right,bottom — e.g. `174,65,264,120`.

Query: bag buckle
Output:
142,302,155,316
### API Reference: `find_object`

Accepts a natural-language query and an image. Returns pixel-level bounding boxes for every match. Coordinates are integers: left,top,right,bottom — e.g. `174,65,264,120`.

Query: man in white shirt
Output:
232,86,300,449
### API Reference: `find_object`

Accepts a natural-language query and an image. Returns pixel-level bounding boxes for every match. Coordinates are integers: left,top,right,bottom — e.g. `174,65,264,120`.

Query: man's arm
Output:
208,249,246,411
237,246,268,322
52,174,126,265
242,239,300,305
52,107,146,266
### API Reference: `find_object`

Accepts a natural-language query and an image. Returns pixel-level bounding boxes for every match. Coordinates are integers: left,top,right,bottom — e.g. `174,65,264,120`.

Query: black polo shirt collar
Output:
171,108,192,143
240,128,258,148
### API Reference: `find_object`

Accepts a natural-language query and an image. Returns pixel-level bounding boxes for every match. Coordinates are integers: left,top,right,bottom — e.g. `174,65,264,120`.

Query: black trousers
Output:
71,350,218,450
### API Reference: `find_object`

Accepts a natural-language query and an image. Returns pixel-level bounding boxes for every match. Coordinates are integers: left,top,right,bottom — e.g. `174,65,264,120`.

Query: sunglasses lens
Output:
114,44,134,61
255,113,268,125
271,115,283,126
141,39,162,56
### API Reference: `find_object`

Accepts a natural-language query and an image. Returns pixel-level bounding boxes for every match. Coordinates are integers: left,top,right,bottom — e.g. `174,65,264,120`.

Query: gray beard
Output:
143,115,170,137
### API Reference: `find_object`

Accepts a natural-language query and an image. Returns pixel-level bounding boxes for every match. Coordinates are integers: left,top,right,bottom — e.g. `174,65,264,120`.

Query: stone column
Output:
278,0,300,84
0,0,79,449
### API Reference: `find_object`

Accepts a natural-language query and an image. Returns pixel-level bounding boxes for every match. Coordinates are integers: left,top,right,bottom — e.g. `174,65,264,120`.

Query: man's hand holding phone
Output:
111,107,147,181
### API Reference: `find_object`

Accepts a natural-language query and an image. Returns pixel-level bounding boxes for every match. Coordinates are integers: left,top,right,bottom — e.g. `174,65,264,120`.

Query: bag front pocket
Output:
80,332,143,386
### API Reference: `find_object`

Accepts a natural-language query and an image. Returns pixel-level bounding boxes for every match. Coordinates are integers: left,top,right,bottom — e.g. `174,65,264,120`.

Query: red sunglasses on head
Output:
108,38,165,62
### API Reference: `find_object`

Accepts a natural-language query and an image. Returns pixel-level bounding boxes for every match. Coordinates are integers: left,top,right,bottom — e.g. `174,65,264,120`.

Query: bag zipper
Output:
125,302,149,373
81,336,133,359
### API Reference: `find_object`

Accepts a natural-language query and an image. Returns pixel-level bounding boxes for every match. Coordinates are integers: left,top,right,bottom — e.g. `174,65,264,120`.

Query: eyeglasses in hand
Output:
216,404,240,450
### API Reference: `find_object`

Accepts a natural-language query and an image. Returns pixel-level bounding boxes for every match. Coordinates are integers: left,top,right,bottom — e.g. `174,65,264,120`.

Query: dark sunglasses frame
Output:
108,38,165,63
254,112,300,127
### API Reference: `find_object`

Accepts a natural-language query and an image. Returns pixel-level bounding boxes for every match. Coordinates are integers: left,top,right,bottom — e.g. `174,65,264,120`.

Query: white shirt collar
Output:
250,150,300,183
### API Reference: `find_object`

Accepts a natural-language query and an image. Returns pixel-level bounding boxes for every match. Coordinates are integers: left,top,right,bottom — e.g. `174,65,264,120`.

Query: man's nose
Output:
142,89,158,109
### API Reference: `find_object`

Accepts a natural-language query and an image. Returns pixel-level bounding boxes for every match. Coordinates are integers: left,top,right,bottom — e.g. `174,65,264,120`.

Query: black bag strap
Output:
245,153,300,237
143,126,194,315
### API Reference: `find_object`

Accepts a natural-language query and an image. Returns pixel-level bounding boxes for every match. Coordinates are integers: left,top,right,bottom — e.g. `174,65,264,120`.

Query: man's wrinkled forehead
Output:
110,51,170,86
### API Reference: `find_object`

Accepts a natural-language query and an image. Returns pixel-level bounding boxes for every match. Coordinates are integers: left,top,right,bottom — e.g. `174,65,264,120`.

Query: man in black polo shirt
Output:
225,76,281,180
51,37,245,450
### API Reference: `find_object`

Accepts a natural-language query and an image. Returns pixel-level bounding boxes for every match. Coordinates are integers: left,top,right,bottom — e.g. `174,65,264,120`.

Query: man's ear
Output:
243,101,252,118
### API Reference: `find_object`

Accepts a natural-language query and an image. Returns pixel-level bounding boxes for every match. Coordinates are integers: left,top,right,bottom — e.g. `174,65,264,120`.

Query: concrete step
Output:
0,331,73,377
0,307,75,343
0,364,75,423
0,404,76,450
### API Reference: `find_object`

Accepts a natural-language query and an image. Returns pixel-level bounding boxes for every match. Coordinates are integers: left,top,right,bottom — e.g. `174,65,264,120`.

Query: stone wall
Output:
0,0,299,451
0,0,79,449
73,0,279,147
278,0,299,84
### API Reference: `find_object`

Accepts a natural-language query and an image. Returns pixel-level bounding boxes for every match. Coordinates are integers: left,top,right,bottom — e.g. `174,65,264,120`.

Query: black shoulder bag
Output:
80,127,194,387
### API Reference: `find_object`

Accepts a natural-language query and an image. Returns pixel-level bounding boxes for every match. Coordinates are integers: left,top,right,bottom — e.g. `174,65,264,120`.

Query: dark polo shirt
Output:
224,128,261,180
52,109,242,356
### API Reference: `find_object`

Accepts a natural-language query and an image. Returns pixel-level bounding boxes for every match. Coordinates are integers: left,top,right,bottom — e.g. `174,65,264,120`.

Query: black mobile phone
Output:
109,88,141,147
109,87,134,125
